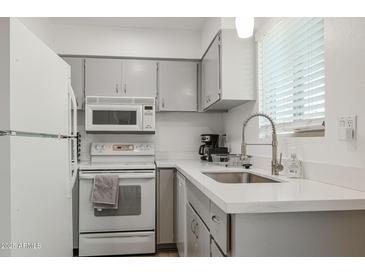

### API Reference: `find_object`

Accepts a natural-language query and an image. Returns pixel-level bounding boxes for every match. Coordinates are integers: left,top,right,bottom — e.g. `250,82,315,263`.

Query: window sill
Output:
280,129,325,138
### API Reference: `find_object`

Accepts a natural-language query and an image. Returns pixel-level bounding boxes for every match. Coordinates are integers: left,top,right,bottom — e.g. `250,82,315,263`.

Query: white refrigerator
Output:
0,18,77,256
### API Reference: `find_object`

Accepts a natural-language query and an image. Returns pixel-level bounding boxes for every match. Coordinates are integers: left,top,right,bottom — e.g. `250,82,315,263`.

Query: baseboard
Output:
157,243,177,251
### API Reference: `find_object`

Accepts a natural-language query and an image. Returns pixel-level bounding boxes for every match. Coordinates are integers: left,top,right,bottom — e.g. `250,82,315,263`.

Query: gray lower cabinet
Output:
185,177,229,256
157,169,174,245
63,57,85,110
158,61,198,111
174,171,187,256
209,200,229,254
186,203,210,257
210,238,224,257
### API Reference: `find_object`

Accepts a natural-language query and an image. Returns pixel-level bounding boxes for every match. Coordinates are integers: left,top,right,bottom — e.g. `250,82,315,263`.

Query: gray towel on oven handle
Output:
91,175,119,209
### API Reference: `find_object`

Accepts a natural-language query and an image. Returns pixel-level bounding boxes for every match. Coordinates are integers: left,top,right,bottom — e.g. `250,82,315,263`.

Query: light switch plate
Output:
338,115,357,141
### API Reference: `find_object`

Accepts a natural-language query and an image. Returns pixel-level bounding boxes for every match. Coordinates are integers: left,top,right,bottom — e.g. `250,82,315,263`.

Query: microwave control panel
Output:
143,105,155,131
91,143,155,155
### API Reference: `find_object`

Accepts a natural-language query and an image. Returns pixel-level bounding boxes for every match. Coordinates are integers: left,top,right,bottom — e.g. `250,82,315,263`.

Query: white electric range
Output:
78,142,156,257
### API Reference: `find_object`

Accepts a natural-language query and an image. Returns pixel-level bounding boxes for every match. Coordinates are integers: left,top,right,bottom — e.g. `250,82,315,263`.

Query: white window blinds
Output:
258,17,325,135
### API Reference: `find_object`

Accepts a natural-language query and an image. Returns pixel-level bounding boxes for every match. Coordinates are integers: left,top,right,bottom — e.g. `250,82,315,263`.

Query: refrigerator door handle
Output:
68,82,78,198
69,83,77,137
71,138,78,189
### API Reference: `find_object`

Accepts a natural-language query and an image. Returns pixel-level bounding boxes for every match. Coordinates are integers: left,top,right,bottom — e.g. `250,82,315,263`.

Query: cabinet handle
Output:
124,84,127,94
156,62,159,96
116,84,119,94
212,215,222,224
162,98,165,108
194,222,199,239
191,219,196,234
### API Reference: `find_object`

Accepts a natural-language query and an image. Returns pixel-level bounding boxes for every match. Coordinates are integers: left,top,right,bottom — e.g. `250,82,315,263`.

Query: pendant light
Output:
235,17,254,38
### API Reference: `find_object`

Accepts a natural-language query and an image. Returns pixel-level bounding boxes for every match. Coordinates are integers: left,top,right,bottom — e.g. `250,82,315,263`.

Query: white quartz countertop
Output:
156,160,365,214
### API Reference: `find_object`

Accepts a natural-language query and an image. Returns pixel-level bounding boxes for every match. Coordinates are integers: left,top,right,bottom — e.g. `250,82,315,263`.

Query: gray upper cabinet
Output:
201,34,221,110
122,60,158,98
72,56,202,111
85,58,157,98
63,57,85,110
85,58,122,97
201,30,255,111
158,61,198,112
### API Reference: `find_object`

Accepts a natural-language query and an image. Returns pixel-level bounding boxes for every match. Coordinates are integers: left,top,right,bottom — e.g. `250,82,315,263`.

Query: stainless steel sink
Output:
202,172,281,184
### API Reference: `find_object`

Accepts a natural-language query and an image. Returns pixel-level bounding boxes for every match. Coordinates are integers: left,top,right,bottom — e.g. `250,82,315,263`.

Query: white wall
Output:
17,18,55,50
77,111,224,161
224,18,365,190
154,112,224,159
200,17,235,55
16,18,224,160
52,23,201,59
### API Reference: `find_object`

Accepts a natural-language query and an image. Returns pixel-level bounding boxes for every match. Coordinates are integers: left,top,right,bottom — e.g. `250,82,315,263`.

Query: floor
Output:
133,249,179,257
74,248,179,257
153,250,179,257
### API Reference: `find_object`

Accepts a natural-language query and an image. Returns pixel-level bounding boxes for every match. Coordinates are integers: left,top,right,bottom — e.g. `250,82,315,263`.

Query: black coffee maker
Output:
199,134,227,161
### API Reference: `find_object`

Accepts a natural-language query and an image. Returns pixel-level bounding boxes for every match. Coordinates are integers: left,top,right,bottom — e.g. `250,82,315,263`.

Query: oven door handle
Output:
79,172,155,180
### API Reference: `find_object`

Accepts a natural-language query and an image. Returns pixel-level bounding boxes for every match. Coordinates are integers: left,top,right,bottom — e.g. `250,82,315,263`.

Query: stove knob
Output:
95,144,100,150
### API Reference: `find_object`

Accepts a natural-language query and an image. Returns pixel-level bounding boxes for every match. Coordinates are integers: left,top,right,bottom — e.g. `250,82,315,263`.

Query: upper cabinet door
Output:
158,61,198,112
63,57,84,110
202,33,221,110
122,60,157,98
85,58,122,97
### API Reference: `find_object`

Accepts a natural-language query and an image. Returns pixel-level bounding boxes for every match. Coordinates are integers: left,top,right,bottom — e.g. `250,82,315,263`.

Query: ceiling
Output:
48,17,208,31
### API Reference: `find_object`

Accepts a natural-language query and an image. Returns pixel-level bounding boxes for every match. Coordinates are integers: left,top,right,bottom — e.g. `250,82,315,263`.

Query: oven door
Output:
85,104,143,132
79,170,155,233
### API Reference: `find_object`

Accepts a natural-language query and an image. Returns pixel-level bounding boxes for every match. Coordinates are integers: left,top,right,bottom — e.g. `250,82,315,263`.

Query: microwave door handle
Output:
138,106,143,131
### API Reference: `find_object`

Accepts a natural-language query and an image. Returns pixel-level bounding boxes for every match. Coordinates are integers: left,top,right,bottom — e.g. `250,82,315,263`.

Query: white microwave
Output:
85,96,155,134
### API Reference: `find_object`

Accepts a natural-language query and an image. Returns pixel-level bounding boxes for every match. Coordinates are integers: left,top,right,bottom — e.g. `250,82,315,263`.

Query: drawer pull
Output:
212,215,222,224
191,219,197,234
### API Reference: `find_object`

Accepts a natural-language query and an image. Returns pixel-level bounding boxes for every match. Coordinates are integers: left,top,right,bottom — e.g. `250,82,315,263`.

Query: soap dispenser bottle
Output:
287,153,303,178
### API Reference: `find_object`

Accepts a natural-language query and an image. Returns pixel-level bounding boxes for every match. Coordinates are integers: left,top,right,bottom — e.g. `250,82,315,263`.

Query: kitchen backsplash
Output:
77,111,225,162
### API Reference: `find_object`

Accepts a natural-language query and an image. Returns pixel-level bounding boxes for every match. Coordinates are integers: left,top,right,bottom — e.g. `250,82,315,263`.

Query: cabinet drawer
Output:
79,231,155,256
186,180,210,228
210,202,229,255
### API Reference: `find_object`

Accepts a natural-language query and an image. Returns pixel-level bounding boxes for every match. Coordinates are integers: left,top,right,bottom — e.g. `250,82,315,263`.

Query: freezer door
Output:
9,136,73,256
9,19,71,135
0,136,11,257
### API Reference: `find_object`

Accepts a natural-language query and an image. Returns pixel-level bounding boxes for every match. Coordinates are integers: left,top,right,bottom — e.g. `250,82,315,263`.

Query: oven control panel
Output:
91,142,154,155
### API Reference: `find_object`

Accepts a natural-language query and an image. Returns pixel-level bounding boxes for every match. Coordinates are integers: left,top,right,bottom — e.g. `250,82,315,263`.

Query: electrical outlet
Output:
338,115,357,141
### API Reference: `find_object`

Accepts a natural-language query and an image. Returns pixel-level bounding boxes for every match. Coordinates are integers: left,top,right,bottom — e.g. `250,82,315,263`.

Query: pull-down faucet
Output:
241,112,283,175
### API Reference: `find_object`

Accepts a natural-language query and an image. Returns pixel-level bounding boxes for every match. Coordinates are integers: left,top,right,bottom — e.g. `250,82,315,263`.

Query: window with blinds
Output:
258,17,325,136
